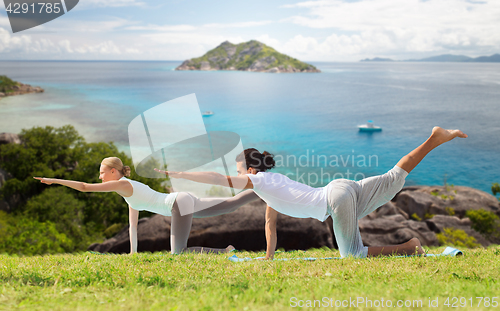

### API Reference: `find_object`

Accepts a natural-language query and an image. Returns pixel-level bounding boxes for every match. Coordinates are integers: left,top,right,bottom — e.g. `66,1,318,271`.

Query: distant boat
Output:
202,111,214,117
358,120,382,132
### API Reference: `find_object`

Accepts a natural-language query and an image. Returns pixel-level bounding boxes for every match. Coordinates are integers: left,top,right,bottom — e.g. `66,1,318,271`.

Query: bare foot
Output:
431,127,468,145
225,245,236,253
407,237,425,256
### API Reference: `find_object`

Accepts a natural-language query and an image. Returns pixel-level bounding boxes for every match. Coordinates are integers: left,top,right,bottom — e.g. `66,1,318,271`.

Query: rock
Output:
88,199,334,254
366,201,409,220
0,133,21,145
199,61,212,71
0,82,44,99
395,186,499,219
425,215,491,246
359,214,439,247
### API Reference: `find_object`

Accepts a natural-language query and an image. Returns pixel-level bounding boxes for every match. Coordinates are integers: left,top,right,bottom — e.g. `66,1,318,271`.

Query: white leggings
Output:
327,166,408,258
170,190,260,254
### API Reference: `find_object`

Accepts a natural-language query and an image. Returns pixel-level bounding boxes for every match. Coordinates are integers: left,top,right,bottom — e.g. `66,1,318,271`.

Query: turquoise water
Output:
0,61,498,193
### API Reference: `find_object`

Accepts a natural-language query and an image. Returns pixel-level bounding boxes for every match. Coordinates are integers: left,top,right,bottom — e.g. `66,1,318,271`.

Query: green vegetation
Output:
1,247,499,310
436,228,481,248
0,75,19,93
411,213,422,221
0,125,169,255
493,182,500,199
466,209,500,241
445,207,455,216
424,212,435,219
430,188,456,201
188,40,319,72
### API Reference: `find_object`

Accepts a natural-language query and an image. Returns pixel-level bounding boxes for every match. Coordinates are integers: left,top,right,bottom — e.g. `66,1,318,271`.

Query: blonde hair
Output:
101,157,131,177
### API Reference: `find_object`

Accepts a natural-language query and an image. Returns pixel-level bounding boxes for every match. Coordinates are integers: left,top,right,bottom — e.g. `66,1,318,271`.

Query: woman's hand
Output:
154,168,181,178
33,177,53,185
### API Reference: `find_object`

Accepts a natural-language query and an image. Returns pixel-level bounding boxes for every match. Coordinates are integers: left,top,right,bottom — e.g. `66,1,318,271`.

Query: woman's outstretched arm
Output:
154,169,253,190
129,206,139,254
33,177,132,196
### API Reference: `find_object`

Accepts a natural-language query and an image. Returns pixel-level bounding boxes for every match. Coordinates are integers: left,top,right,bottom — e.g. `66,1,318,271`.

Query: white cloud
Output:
1,0,498,61
284,0,499,30
203,21,273,29
76,0,145,9
126,24,197,32
54,18,134,33
142,32,246,58
0,27,32,53
74,41,122,55
0,27,127,57
278,0,500,59
255,34,281,49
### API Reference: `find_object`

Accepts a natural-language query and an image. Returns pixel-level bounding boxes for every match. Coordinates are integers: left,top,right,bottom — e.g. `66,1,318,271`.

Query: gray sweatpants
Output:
326,166,408,258
170,190,260,254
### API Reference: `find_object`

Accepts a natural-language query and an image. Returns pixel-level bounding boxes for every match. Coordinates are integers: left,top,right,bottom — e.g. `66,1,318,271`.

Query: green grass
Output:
1,246,499,310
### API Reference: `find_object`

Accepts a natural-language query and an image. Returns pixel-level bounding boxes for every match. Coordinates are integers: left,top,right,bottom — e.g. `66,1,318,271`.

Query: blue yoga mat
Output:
228,247,463,262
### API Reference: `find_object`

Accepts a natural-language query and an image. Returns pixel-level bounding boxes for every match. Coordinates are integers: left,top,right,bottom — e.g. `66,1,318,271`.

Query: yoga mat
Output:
228,247,463,262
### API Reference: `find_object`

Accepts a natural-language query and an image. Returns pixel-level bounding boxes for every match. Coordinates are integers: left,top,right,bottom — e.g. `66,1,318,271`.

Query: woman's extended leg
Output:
363,127,467,257
329,127,467,258
367,238,424,257
396,126,467,174
170,190,260,254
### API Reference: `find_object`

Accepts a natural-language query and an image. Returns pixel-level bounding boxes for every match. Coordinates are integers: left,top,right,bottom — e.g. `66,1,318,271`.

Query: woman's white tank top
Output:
120,177,178,216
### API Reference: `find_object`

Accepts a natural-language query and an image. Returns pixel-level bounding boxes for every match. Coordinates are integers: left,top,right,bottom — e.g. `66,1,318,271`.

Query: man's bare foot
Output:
407,237,425,256
431,126,468,145
225,245,236,253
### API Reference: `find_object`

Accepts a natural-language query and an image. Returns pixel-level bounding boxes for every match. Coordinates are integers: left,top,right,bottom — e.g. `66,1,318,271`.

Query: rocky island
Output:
176,40,320,73
0,75,44,99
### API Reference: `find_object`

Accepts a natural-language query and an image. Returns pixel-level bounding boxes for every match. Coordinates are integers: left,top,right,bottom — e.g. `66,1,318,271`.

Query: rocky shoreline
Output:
0,83,45,99
0,82,44,99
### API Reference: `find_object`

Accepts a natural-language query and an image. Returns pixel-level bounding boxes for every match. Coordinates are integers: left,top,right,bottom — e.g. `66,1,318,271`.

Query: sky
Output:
1,0,499,62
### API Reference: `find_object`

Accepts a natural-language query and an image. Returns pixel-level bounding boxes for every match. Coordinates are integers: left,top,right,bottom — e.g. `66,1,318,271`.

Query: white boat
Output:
358,120,382,132
202,111,214,116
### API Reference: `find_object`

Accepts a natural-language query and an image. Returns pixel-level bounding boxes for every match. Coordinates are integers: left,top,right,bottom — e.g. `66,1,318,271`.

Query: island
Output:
0,75,44,99
176,40,320,73
361,53,500,63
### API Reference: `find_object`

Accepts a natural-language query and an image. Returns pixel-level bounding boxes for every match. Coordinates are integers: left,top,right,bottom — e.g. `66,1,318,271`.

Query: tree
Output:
492,183,500,198
0,125,171,254
0,125,85,210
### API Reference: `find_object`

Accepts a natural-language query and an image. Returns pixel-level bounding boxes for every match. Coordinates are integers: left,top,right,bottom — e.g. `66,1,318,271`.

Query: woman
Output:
34,157,260,254
155,127,468,259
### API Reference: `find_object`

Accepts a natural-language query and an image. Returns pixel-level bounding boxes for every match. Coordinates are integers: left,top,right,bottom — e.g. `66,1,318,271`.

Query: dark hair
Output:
235,148,275,172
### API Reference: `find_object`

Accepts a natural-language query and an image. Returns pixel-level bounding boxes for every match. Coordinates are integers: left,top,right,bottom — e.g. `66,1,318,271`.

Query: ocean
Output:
0,61,498,194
